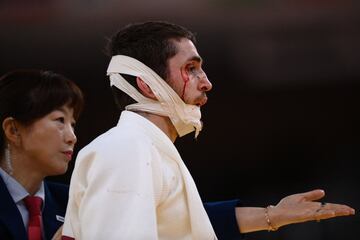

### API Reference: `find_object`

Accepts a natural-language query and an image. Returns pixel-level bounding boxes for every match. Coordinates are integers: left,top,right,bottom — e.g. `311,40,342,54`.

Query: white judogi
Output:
63,111,216,239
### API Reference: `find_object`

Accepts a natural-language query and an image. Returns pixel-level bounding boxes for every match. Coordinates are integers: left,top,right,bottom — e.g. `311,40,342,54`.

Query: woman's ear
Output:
136,77,157,100
2,117,20,145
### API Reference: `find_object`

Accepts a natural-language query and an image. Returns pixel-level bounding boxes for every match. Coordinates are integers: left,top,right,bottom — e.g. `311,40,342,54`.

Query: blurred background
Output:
1,0,359,239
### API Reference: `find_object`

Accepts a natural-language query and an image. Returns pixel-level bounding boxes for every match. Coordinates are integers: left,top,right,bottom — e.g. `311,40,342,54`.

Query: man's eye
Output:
187,65,197,73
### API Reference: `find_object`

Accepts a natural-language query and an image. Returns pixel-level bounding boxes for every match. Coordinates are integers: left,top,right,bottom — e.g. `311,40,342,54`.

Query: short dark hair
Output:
0,69,84,153
106,21,196,110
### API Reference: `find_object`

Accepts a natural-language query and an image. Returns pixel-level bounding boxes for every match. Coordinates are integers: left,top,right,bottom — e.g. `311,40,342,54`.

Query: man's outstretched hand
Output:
270,189,355,229
235,189,355,233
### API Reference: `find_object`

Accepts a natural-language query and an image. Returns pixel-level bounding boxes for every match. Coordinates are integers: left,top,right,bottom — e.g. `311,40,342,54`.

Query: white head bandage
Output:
107,55,202,138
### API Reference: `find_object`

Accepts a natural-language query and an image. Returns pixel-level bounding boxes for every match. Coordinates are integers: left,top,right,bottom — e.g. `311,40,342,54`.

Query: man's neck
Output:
135,111,178,142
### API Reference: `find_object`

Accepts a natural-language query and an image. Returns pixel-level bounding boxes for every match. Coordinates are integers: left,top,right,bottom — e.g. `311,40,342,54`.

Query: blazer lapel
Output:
42,182,64,240
0,177,27,240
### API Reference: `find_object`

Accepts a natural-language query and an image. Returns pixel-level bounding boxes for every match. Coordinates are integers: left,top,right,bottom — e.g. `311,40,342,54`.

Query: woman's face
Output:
18,105,77,176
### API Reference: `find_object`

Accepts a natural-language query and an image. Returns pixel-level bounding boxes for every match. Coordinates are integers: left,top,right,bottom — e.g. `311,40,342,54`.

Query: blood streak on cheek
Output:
181,77,189,99
182,66,200,99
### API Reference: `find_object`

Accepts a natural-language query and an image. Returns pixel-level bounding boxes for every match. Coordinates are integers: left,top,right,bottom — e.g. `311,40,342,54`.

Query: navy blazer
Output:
0,177,68,240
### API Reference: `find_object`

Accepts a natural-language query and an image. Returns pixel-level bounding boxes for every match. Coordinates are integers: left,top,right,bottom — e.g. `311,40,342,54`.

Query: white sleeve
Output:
63,139,159,240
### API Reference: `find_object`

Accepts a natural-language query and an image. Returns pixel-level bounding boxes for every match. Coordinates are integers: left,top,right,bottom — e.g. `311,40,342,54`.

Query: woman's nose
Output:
65,125,77,145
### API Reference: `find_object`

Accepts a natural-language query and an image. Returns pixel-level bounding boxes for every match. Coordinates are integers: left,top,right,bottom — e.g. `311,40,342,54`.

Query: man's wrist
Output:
264,205,278,231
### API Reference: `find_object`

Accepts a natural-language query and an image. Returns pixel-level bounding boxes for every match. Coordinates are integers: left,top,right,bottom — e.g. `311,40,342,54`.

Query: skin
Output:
136,38,212,142
235,189,355,233
166,38,212,106
1,105,77,195
135,37,355,233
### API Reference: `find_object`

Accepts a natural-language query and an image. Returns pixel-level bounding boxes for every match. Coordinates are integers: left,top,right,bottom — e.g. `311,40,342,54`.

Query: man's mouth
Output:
197,96,208,107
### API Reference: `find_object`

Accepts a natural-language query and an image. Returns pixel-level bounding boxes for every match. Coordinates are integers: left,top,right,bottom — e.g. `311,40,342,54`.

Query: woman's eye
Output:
56,117,65,123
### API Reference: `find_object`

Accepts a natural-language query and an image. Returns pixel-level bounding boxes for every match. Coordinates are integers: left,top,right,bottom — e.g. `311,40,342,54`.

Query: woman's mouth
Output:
63,151,73,160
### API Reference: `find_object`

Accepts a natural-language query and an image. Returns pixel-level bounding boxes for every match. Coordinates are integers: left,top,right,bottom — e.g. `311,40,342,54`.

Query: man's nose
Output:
199,73,212,92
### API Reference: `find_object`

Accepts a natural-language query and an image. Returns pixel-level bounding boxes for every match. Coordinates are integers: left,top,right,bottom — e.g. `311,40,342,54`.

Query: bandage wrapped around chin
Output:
107,55,202,138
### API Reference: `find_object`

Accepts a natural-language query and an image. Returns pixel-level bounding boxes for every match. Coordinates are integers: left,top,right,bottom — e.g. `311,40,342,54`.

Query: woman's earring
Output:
4,143,13,175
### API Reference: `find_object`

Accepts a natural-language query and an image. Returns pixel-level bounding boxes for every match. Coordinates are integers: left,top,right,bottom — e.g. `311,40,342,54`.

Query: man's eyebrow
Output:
187,55,203,64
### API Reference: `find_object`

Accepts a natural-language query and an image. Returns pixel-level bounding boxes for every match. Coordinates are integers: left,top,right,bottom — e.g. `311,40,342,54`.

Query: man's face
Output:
166,38,212,107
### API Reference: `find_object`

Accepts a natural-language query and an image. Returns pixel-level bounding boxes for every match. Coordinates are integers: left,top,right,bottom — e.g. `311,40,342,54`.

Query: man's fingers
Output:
315,210,336,221
322,203,355,216
300,189,325,201
314,203,355,222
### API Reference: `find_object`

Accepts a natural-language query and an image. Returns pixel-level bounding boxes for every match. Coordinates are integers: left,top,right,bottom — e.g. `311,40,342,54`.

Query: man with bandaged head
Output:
63,21,355,239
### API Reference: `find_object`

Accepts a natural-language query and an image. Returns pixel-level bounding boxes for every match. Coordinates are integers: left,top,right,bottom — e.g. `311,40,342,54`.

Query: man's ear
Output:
136,77,157,100
2,117,20,145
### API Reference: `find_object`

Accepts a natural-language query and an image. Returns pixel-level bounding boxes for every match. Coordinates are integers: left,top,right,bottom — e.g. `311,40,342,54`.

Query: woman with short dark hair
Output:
0,69,84,240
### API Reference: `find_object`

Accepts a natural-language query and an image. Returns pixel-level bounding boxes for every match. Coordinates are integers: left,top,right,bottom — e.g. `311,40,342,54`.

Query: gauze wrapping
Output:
107,55,202,138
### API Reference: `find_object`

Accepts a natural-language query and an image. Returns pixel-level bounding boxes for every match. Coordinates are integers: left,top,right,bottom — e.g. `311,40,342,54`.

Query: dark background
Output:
1,0,359,239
